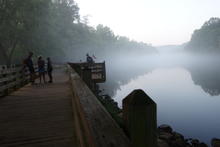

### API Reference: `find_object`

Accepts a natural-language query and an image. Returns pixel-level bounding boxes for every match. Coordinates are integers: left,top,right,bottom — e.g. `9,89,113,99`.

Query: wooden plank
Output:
0,67,22,75
0,75,19,83
69,65,131,147
0,68,77,147
0,64,39,76
0,64,40,96
0,73,28,93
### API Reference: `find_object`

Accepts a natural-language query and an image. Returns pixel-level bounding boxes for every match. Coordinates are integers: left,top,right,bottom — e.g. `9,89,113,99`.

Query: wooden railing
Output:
68,64,131,147
0,65,38,97
68,64,158,147
0,63,158,146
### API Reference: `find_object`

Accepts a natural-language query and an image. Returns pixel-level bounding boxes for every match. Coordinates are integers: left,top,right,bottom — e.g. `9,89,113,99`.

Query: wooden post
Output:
12,65,17,90
122,89,157,147
20,67,25,87
82,66,93,89
2,66,9,96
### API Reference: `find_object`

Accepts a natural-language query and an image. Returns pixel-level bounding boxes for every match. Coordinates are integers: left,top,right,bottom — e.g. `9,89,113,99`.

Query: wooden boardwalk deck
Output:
0,68,77,147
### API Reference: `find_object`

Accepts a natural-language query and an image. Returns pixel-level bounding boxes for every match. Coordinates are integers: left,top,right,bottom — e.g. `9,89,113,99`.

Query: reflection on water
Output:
100,55,220,143
185,60,220,96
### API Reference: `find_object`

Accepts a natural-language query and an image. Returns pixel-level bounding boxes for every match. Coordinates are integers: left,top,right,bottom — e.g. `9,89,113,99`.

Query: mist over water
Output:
99,51,220,144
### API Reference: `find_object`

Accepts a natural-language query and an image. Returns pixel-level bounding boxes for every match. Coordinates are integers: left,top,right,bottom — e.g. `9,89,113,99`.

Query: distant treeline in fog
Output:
186,17,220,54
0,0,156,65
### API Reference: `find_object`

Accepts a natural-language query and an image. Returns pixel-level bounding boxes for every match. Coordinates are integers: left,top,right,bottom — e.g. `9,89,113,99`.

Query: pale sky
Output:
75,0,220,46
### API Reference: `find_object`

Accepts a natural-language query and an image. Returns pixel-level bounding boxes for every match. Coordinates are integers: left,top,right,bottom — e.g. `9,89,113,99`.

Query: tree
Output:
186,17,220,54
0,0,81,64
0,0,156,64
0,0,52,64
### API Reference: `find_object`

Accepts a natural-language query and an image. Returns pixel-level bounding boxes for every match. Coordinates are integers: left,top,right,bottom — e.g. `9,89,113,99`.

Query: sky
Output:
75,0,220,46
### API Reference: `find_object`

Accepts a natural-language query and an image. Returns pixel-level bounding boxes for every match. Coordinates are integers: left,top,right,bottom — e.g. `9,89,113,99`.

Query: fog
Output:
95,48,219,95
76,0,220,46
90,49,220,144
63,33,220,144
1,0,220,145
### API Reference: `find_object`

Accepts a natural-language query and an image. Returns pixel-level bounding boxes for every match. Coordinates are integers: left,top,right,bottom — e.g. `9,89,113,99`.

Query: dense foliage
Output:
186,17,220,54
0,0,80,64
0,0,156,65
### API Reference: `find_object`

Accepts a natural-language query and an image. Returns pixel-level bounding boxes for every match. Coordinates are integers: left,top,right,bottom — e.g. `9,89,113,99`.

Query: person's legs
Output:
30,74,32,82
29,67,35,84
48,71,53,83
39,73,42,84
30,72,35,84
43,72,46,83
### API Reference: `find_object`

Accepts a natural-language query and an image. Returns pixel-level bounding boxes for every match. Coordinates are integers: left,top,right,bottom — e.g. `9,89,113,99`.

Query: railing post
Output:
122,89,157,147
82,66,93,89
2,66,9,96
12,65,17,90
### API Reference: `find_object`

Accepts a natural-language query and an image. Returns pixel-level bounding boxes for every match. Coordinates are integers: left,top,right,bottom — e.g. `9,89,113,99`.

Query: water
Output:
100,54,220,144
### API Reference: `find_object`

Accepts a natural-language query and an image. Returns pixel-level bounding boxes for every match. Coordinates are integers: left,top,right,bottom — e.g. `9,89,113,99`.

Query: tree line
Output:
186,17,220,54
0,0,156,65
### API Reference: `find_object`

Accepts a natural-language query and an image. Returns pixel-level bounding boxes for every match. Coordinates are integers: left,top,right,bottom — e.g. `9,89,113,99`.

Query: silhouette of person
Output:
37,56,46,84
86,53,94,64
24,52,35,84
47,57,53,83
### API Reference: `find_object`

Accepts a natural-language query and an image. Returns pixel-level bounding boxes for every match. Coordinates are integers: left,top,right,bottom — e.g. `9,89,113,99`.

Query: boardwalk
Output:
0,68,77,147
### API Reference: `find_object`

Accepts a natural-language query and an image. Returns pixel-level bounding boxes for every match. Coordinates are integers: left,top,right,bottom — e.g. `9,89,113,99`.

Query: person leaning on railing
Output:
23,52,36,85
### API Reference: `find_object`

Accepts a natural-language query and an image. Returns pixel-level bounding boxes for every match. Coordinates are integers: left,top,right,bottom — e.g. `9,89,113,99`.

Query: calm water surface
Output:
101,55,220,144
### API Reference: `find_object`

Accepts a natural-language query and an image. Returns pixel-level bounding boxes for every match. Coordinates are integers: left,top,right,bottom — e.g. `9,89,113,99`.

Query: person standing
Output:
37,56,46,84
86,53,94,64
24,52,35,84
47,57,53,83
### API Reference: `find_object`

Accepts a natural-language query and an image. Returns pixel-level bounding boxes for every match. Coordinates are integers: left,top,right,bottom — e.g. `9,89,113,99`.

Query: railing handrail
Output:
0,64,38,96
68,64,131,147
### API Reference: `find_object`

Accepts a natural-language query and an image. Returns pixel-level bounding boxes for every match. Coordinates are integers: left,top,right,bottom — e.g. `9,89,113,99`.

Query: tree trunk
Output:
0,40,18,65
7,40,18,65
0,42,10,65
